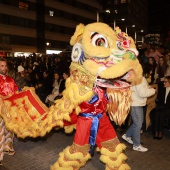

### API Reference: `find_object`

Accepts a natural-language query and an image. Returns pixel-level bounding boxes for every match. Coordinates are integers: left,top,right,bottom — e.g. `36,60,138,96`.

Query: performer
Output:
0,58,18,165
0,23,143,170
50,23,143,170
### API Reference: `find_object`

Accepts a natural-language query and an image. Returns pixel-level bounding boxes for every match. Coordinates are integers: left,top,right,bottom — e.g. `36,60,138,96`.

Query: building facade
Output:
0,0,102,57
103,0,148,48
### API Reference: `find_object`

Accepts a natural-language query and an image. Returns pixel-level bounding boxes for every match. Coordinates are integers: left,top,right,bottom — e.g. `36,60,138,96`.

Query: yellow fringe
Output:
100,153,127,167
51,146,91,170
96,147,101,152
100,143,126,158
99,143,130,170
105,163,131,170
118,163,131,170
50,162,73,170
61,146,91,162
64,125,76,133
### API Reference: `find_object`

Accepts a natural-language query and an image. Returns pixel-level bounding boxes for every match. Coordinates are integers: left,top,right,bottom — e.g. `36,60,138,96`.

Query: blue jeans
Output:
126,106,144,147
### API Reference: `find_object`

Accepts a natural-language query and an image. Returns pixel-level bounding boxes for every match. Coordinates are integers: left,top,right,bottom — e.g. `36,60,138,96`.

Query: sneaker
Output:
122,134,133,144
133,145,148,152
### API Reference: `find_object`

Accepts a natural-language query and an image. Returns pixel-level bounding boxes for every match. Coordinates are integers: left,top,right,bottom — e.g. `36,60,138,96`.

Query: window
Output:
114,0,118,4
121,0,126,3
2,35,10,44
2,15,10,24
49,10,54,16
19,1,29,9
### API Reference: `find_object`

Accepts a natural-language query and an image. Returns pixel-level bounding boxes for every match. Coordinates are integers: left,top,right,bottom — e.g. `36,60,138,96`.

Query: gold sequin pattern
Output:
69,142,90,156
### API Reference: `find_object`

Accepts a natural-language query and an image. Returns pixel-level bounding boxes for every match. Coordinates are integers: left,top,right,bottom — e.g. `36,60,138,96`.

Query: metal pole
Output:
114,20,116,29
142,36,144,43
135,31,137,43
97,11,99,22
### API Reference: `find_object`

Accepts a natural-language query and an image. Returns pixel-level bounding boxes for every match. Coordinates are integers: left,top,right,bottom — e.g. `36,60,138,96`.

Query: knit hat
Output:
18,65,24,72
33,62,39,66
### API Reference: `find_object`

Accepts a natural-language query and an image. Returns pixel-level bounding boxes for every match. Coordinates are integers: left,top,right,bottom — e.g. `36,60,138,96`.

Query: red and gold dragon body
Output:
0,22,142,170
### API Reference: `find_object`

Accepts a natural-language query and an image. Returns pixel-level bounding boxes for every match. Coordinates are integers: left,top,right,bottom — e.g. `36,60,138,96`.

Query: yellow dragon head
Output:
70,22,142,88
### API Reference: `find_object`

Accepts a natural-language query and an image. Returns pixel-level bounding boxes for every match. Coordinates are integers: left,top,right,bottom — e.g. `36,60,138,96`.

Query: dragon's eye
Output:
91,32,109,47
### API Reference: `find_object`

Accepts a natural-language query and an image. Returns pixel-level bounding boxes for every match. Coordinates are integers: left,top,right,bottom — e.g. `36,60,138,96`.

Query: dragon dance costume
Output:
51,86,129,170
0,22,143,170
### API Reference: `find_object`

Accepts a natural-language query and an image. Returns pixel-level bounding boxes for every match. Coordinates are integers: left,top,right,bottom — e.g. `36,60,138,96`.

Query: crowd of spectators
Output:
5,52,71,106
3,43,170,140
137,44,170,139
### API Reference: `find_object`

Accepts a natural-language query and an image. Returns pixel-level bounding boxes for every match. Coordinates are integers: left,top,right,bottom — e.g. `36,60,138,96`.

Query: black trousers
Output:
154,108,170,132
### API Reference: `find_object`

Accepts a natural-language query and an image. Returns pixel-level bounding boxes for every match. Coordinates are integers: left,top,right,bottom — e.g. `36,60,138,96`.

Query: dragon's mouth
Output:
95,70,132,89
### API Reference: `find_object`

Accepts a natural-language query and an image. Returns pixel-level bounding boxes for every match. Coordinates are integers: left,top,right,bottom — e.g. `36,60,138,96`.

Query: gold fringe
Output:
100,143,126,159
50,162,73,170
107,88,131,126
118,163,131,170
100,153,127,167
99,143,130,170
64,125,76,133
51,146,91,170
105,163,131,170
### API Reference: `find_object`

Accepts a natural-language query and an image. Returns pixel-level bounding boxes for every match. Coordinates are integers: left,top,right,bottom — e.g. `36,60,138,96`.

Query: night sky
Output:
148,0,170,37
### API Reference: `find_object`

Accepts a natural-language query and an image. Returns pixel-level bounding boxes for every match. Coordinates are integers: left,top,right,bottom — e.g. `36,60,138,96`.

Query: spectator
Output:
164,52,170,66
54,70,70,100
141,63,157,132
153,76,170,139
154,57,170,103
34,72,43,100
122,75,155,152
15,65,30,89
148,57,157,84
45,72,63,106
33,62,40,73
40,70,53,104
154,57,170,84
149,47,163,63
27,67,35,87
138,48,149,66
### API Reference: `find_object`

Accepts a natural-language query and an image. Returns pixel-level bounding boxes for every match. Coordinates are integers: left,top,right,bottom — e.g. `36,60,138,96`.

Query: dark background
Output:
148,0,170,37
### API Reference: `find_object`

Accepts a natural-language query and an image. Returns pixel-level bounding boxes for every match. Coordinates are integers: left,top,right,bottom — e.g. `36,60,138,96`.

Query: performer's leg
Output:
4,125,15,155
124,106,143,148
96,114,130,170
51,117,91,170
0,118,5,165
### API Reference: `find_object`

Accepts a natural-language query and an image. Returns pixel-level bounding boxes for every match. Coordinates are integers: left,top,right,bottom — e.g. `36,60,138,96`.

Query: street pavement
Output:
1,127,170,170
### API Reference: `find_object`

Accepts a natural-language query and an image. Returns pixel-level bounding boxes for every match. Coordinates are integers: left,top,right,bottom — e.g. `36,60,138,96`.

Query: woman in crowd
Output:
45,72,63,106
54,70,70,100
164,52,170,66
154,57,170,96
153,76,170,139
148,57,157,84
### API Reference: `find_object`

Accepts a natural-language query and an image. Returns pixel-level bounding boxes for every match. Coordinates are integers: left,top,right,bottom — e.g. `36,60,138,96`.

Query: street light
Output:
113,18,125,29
125,25,135,34
97,10,110,22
